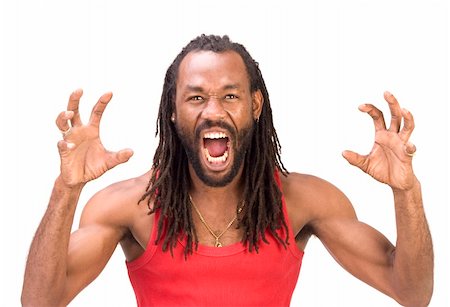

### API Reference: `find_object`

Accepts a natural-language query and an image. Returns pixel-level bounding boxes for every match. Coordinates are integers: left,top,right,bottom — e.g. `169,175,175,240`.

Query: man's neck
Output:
188,165,244,214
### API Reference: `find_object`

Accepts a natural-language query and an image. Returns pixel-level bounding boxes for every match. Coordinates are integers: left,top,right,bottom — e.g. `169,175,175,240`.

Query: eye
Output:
225,94,238,99
189,96,203,102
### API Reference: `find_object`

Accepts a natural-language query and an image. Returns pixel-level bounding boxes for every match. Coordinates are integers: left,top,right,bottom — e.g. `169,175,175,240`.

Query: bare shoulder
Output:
79,170,153,231
280,172,357,235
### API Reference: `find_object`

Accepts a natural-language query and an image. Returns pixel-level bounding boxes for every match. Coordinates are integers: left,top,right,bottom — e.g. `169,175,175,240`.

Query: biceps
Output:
62,225,122,304
316,219,396,294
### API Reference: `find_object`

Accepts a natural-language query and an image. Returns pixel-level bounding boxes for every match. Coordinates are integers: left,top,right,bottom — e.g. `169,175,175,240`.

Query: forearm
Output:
21,176,84,306
391,178,433,306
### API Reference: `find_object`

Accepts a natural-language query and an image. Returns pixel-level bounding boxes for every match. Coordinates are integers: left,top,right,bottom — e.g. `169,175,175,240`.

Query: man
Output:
21,34,433,306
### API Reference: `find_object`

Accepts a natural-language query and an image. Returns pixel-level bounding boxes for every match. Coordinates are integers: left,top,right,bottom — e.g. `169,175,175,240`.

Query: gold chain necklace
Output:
189,194,244,247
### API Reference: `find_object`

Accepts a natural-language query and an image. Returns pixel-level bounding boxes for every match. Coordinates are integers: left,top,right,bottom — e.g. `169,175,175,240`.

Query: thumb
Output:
57,140,76,156
106,148,134,169
342,150,366,170
116,148,134,164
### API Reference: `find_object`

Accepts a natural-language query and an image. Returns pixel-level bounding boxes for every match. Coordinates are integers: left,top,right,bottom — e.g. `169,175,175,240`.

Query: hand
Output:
342,91,416,191
55,89,133,187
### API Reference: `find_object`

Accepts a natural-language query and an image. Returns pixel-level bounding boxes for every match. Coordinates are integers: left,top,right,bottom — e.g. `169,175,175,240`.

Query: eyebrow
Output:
184,84,241,93
185,85,204,92
223,84,240,90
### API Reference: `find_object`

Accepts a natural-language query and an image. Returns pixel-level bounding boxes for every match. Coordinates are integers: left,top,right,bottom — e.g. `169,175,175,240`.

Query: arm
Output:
303,92,432,306
390,179,432,305
21,90,133,306
343,92,433,306
307,178,432,306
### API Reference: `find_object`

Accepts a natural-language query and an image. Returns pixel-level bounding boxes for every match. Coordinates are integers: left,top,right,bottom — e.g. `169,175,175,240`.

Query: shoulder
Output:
79,170,153,230
280,172,357,235
280,172,351,205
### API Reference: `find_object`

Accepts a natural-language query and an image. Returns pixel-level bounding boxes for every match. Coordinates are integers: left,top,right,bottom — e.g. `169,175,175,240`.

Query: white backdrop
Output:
1,1,448,306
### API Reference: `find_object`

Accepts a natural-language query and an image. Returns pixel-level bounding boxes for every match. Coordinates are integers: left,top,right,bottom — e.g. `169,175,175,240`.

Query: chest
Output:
127,233,304,306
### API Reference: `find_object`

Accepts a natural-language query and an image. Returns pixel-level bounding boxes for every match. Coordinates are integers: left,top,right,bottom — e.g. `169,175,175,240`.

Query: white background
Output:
1,0,448,306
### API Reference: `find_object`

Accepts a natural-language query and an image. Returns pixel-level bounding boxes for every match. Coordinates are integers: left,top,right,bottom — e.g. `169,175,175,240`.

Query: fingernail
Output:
100,92,113,102
385,91,392,96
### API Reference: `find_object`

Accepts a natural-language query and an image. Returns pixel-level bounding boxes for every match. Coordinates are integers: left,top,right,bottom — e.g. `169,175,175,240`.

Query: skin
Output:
21,51,433,307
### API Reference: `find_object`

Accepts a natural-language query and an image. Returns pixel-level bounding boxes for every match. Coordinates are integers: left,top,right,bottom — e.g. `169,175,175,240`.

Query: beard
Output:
176,119,254,187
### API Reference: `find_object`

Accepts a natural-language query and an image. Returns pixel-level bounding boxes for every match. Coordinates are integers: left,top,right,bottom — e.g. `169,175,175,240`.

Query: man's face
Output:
173,50,262,187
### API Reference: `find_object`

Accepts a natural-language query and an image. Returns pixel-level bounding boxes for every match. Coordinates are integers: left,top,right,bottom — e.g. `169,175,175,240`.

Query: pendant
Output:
215,239,223,247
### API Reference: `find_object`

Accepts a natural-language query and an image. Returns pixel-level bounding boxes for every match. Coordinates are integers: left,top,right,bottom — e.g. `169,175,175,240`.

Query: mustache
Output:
195,120,236,140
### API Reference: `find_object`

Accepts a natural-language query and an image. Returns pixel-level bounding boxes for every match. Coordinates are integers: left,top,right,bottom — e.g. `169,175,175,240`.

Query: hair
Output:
139,34,289,257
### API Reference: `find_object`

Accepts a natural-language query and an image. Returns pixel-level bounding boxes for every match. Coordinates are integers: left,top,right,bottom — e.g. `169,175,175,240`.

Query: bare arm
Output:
338,92,433,306
308,179,432,306
21,178,83,306
290,92,433,307
390,180,433,305
21,90,133,306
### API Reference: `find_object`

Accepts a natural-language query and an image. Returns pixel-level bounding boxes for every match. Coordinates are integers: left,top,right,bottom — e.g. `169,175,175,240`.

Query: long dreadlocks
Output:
139,34,289,257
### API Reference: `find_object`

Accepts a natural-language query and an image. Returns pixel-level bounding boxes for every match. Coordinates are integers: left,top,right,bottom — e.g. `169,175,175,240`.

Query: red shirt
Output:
127,174,304,306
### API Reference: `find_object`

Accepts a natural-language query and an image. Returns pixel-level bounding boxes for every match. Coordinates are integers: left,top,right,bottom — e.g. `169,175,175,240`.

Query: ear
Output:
252,90,264,121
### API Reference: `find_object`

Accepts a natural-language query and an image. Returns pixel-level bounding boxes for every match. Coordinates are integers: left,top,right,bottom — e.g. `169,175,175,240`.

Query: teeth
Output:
204,132,227,139
204,148,229,163
203,131,229,164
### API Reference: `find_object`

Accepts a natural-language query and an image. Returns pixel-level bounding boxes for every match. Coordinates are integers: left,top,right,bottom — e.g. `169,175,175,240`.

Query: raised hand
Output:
342,91,416,191
55,89,133,187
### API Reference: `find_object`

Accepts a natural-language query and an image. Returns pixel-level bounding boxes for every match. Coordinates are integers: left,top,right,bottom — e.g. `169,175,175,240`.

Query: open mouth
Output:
203,132,230,164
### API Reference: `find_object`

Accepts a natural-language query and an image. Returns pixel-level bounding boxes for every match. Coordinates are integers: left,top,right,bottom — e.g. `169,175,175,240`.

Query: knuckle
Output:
370,109,382,119
94,110,103,117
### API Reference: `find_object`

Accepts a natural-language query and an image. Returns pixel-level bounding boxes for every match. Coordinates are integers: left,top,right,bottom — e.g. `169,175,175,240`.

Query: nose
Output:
201,96,226,121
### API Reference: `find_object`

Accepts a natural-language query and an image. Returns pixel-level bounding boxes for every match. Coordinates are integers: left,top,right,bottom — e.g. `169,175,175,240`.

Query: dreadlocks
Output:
139,34,289,257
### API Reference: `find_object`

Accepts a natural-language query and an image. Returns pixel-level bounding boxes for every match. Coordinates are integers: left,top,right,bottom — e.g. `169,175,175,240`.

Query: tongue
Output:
204,138,228,157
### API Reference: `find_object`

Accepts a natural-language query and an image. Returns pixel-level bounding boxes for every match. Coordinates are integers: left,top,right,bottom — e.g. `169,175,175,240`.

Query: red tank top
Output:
126,172,304,306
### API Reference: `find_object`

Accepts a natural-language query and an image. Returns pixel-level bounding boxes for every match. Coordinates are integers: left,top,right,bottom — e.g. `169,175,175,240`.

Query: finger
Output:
89,92,113,128
342,150,368,171
67,89,83,126
403,141,416,158
105,148,134,169
56,110,74,134
116,148,134,163
57,140,76,155
358,103,387,131
399,108,415,142
384,91,402,133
